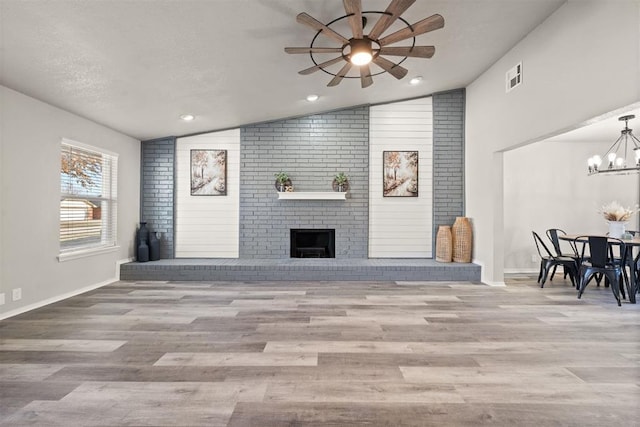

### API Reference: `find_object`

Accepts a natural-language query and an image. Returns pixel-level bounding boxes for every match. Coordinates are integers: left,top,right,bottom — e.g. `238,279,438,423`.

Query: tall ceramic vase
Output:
436,226,453,262
452,217,472,263
136,222,150,262
149,231,161,261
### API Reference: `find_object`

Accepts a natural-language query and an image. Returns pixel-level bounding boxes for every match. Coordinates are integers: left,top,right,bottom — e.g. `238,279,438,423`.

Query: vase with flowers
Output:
600,201,638,238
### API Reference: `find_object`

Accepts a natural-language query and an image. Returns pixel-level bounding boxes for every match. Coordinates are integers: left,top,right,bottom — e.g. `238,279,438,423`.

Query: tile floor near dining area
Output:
0,275,638,426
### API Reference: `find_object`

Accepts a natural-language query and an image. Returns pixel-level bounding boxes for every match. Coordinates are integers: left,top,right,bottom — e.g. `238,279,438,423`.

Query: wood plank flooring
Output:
1,276,638,426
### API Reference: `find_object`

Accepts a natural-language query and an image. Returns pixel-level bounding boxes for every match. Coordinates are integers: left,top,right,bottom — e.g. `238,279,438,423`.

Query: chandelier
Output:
587,115,640,175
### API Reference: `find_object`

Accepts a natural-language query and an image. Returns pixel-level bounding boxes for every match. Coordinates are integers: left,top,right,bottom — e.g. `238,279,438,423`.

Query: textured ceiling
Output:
1,0,566,140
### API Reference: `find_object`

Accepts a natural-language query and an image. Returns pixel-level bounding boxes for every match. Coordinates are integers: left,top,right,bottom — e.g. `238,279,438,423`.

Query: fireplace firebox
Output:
290,229,335,258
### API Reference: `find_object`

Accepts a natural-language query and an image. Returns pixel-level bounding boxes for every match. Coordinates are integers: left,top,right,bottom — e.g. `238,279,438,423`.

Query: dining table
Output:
559,234,640,304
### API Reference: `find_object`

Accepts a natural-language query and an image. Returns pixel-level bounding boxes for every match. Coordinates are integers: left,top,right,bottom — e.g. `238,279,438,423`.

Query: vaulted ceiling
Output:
1,0,565,140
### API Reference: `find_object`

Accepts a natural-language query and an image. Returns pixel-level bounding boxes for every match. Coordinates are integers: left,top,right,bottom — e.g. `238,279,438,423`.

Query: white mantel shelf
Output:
277,191,346,200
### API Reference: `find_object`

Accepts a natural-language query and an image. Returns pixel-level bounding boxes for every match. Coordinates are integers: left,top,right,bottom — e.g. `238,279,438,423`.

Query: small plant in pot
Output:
274,171,290,192
334,172,348,192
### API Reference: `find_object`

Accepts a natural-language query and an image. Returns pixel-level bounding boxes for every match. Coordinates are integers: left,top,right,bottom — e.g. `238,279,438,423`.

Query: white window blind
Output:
60,139,118,254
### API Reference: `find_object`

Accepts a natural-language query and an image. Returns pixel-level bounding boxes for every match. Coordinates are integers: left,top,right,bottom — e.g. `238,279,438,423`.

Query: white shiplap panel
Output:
369,97,433,258
175,129,240,258
369,117,433,126
369,130,433,141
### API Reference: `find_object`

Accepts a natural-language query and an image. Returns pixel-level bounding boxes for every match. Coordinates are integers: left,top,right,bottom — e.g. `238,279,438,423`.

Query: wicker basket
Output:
435,226,453,262
452,217,472,263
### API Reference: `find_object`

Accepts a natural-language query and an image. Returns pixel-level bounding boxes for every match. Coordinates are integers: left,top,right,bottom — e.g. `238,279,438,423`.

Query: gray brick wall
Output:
240,107,369,258
140,137,175,259
432,89,465,254
137,95,466,260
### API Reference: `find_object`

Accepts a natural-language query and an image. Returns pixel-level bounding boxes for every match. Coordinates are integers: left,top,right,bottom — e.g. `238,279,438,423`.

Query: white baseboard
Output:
0,257,131,321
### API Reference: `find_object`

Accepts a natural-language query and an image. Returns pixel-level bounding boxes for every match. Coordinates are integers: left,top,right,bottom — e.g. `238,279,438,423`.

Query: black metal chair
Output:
532,231,578,288
574,235,628,306
545,228,580,282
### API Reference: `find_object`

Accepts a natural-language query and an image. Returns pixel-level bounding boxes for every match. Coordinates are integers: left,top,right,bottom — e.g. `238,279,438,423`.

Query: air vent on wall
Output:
506,62,522,93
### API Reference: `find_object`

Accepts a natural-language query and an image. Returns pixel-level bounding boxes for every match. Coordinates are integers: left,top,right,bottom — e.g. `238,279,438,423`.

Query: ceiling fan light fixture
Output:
284,1,445,87
349,38,373,66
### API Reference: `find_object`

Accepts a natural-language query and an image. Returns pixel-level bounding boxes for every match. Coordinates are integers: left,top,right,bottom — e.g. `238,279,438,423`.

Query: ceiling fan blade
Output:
343,0,363,39
297,12,349,45
299,56,346,75
368,0,416,40
379,14,444,46
285,47,344,54
328,62,353,87
372,56,408,80
378,45,435,58
360,64,373,88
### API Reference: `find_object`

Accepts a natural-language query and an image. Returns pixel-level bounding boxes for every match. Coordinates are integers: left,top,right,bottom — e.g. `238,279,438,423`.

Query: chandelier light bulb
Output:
615,157,624,167
593,155,602,167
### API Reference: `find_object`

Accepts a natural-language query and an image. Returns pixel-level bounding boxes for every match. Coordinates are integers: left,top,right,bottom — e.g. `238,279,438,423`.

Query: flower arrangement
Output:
600,201,637,222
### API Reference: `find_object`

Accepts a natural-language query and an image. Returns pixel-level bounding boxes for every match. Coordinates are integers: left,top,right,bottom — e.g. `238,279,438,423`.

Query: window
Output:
60,139,118,256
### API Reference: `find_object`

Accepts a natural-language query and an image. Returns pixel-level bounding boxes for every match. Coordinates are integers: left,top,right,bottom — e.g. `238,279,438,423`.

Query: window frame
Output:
58,138,119,261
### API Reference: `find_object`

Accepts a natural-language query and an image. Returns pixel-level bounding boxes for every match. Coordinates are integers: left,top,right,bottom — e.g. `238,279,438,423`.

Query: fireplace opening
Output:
290,229,335,258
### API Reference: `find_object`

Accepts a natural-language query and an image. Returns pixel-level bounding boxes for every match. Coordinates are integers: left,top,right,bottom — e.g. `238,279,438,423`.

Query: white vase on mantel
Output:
608,221,626,238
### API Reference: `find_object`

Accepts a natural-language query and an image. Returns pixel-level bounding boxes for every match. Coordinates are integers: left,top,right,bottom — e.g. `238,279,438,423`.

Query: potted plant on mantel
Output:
333,172,349,192
274,171,290,192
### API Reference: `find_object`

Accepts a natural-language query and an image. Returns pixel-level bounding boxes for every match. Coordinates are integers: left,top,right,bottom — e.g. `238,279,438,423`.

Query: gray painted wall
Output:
1,85,140,319
240,107,370,258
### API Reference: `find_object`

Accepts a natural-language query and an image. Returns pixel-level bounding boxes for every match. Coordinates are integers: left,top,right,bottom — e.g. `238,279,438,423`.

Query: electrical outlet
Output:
12,288,22,301
0,293,5,305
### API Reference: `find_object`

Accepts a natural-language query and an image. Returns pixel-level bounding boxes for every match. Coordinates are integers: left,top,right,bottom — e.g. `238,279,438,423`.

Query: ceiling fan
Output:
284,0,444,88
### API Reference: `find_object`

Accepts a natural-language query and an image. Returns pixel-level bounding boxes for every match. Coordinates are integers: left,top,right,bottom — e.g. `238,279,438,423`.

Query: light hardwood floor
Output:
0,275,638,426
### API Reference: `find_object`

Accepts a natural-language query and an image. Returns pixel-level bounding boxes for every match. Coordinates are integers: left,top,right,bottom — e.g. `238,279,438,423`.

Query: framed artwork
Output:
190,149,227,196
383,151,418,197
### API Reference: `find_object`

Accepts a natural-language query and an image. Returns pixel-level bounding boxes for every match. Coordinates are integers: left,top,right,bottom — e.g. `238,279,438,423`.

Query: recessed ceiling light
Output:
409,76,423,85
306,94,319,102
180,114,195,121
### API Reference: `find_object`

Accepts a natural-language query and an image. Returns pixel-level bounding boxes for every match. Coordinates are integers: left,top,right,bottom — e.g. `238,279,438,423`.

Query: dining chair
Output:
574,235,628,306
545,228,580,281
532,231,578,288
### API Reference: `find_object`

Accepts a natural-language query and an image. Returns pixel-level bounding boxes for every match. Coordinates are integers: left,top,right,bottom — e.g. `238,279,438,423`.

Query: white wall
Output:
504,140,639,272
0,86,140,318
175,130,240,257
465,0,640,284
369,97,433,258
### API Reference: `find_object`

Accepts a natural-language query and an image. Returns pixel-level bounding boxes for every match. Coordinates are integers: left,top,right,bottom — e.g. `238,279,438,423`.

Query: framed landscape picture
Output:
383,151,418,197
190,149,227,196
